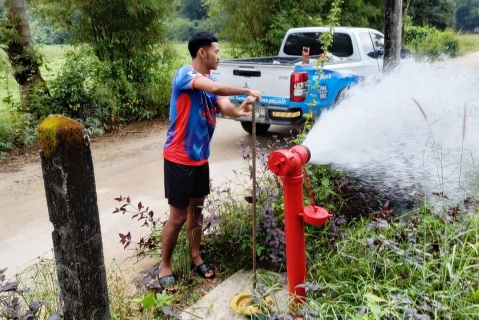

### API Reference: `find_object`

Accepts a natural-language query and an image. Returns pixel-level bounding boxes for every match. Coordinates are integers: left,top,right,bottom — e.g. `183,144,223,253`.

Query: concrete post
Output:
38,114,111,319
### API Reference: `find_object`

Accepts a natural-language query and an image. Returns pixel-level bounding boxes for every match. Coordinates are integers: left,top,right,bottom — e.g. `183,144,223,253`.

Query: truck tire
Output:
240,121,271,135
334,87,350,106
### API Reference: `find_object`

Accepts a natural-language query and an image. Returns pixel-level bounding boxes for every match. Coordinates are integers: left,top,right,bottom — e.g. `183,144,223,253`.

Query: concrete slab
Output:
180,269,289,320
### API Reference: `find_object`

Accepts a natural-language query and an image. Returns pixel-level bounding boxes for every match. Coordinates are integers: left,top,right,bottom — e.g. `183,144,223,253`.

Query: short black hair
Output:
188,32,218,58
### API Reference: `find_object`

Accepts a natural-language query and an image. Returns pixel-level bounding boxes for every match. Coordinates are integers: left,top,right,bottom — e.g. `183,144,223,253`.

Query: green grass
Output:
456,33,479,55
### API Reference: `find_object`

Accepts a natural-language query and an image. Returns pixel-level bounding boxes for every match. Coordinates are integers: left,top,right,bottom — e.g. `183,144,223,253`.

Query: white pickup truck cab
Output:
212,26,388,134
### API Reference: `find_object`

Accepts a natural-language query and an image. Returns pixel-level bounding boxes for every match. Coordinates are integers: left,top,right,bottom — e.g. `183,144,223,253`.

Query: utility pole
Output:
384,0,403,71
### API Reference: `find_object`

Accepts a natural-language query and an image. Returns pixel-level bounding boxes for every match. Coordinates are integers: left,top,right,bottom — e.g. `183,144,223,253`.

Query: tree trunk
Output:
4,0,48,109
384,0,403,72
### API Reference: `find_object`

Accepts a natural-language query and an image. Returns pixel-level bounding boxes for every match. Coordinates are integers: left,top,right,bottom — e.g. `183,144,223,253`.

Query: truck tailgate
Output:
211,63,294,100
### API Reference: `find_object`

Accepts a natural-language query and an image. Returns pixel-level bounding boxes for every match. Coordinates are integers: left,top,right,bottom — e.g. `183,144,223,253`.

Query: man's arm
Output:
217,96,256,118
193,76,262,102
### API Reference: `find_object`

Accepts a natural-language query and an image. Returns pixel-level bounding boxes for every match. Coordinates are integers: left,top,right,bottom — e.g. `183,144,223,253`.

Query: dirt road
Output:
1,52,478,279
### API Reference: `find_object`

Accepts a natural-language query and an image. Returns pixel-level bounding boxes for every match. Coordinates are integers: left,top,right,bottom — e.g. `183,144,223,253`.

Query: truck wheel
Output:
334,88,350,106
240,122,271,135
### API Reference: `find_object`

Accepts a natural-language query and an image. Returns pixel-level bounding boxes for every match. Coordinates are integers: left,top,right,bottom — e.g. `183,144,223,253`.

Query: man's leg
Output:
158,205,188,279
186,197,214,278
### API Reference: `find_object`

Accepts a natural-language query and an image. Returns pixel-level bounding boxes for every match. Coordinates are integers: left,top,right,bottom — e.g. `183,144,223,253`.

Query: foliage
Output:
173,0,208,21
0,259,63,320
205,0,326,56
201,138,289,271
0,111,37,160
298,201,479,319
28,0,177,129
89,43,178,127
30,0,170,63
404,25,460,60
26,50,106,132
113,195,163,257
31,23,69,45
455,0,479,32
131,291,180,319
408,0,456,30
0,0,49,109
25,44,178,132
337,0,384,32
165,18,215,42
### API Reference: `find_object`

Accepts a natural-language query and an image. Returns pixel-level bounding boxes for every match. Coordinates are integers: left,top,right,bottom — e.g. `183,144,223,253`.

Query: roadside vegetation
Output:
1,0,479,318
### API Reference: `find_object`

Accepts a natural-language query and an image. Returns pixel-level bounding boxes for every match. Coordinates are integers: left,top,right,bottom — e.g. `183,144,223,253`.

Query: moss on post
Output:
38,114,85,158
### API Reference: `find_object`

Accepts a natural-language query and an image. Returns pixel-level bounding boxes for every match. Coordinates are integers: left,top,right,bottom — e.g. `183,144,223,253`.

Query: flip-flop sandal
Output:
191,263,216,279
158,274,177,291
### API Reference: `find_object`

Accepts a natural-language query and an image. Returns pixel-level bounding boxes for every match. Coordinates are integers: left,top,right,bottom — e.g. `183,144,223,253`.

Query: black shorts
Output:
164,158,210,209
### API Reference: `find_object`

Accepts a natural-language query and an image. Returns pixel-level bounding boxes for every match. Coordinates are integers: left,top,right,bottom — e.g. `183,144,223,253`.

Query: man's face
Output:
204,42,220,70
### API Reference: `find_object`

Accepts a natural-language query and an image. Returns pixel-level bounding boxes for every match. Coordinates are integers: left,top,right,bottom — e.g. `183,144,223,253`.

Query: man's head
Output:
188,32,220,71
188,32,219,58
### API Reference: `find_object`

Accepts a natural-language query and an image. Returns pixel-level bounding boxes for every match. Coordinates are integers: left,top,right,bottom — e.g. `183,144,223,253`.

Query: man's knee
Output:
168,206,188,228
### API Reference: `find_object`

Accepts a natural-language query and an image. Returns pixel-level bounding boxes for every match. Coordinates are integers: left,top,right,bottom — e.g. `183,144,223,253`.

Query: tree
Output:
335,0,385,32
408,0,456,30
0,0,48,108
31,0,170,64
28,0,177,125
455,0,479,31
206,0,329,56
176,0,208,20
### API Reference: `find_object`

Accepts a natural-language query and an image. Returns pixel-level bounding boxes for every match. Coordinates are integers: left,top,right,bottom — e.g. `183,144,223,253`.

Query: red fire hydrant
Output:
267,145,332,304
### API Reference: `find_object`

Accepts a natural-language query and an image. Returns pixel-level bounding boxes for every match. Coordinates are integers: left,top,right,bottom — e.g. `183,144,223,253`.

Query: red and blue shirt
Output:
163,66,227,165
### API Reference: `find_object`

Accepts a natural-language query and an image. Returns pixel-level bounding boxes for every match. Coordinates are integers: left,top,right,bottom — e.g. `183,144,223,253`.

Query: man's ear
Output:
198,47,206,58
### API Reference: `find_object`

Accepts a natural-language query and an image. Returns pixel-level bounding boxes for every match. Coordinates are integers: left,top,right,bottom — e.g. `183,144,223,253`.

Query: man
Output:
158,32,262,287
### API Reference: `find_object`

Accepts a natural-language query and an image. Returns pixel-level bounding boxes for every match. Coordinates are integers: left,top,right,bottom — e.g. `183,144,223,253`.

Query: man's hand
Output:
236,96,257,116
247,90,262,102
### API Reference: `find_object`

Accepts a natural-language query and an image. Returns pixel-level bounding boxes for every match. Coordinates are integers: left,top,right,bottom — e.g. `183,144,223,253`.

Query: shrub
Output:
404,25,460,60
27,44,179,134
0,111,37,160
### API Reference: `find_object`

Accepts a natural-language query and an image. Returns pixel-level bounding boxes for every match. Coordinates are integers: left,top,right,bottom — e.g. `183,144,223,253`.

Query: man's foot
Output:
158,274,176,287
158,274,178,292
191,262,215,279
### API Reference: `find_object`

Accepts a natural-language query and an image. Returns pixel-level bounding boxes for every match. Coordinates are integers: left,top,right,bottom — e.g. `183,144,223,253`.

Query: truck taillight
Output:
290,72,309,102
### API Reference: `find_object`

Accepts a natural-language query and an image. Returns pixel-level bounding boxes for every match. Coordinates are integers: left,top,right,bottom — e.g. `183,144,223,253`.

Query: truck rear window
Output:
283,32,354,58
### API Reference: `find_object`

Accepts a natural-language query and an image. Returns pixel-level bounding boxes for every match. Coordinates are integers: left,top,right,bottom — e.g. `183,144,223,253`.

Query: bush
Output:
0,111,37,160
27,44,179,134
404,25,460,60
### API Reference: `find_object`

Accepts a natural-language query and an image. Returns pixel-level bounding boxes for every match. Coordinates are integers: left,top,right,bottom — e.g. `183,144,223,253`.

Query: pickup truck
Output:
212,26,389,134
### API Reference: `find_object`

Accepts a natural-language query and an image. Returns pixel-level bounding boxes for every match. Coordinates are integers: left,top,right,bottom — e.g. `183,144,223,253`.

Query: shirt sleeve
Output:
175,67,204,91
